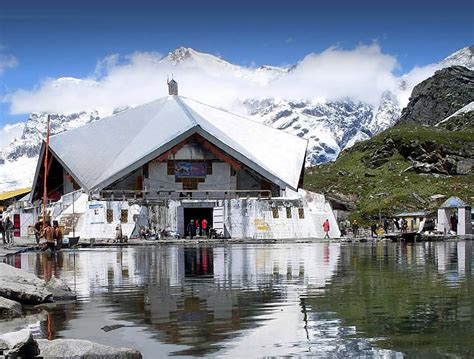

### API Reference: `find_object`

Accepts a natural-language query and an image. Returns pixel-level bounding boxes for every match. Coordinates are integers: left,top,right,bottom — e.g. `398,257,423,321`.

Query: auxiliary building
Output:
28,84,340,240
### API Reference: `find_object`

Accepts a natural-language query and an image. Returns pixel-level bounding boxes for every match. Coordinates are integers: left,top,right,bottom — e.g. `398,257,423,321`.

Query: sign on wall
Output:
175,162,208,178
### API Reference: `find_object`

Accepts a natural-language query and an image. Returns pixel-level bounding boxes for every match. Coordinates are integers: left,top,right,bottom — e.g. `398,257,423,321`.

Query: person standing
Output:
4,217,13,244
201,218,208,238
383,219,389,234
41,221,55,252
53,220,63,250
352,219,359,238
34,221,42,245
0,220,5,244
195,219,201,237
187,220,195,239
323,219,330,239
370,222,378,238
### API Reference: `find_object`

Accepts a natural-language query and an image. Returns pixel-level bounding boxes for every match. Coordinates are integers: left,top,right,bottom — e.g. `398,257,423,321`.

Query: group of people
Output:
187,218,208,239
0,216,14,244
33,220,63,252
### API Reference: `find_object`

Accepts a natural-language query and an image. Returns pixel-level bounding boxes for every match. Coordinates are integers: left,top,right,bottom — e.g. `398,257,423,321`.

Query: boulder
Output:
0,280,52,304
37,339,142,359
0,263,77,304
0,296,22,317
0,329,40,358
45,277,77,301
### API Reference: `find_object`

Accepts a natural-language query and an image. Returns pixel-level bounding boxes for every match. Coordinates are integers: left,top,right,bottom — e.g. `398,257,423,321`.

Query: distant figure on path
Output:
187,220,195,239
450,214,458,233
115,222,123,242
34,221,43,244
195,219,201,237
370,222,378,238
393,218,400,232
53,220,63,250
4,217,13,244
41,221,55,252
352,219,359,238
201,218,208,238
0,220,5,244
323,219,330,239
383,219,389,234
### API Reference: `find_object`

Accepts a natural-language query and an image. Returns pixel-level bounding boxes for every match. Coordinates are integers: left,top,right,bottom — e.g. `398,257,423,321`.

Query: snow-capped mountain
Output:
0,45,472,192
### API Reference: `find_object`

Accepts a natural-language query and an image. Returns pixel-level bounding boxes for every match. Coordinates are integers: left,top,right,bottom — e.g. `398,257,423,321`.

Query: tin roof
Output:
35,96,308,192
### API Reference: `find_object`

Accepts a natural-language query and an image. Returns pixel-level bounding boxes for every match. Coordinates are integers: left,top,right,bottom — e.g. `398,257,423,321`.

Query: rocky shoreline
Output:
0,262,142,358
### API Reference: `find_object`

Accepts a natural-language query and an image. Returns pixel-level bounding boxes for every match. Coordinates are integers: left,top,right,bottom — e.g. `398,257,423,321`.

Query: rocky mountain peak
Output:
398,66,474,126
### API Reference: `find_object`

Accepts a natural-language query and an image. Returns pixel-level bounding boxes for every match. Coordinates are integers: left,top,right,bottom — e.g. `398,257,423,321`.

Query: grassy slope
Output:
304,124,474,223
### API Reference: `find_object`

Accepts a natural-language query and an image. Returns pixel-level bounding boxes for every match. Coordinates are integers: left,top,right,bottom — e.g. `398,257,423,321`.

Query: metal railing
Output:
95,189,272,201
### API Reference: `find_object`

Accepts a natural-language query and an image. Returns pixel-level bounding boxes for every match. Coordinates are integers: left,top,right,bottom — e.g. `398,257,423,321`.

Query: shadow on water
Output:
1,241,473,358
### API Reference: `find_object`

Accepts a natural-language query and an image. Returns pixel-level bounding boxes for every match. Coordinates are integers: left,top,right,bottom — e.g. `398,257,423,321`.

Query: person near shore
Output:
201,218,208,238
34,220,43,245
115,222,123,243
195,219,201,237
4,217,13,244
0,220,5,244
450,214,458,233
383,219,389,234
41,221,55,252
323,219,330,239
370,222,378,238
53,220,63,250
352,219,359,238
393,218,400,232
187,220,195,239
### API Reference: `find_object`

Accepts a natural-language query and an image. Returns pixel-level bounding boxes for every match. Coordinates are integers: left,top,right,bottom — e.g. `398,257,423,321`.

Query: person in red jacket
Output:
201,218,208,238
323,219,330,239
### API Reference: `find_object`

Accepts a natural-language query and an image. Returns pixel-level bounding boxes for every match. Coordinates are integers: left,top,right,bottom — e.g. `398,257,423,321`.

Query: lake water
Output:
2,241,473,358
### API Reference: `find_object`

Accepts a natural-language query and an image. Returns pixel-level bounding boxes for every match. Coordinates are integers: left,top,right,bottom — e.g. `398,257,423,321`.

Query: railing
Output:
95,189,272,201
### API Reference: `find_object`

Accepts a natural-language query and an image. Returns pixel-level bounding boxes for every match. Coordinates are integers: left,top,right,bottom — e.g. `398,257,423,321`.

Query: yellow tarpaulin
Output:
0,188,31,201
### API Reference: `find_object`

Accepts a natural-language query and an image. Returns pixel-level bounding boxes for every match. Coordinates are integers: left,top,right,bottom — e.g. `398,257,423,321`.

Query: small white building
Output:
437,196,472,236
29,84,340,240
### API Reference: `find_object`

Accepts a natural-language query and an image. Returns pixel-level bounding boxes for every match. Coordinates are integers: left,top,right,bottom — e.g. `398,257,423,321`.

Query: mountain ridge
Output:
0,45,473,192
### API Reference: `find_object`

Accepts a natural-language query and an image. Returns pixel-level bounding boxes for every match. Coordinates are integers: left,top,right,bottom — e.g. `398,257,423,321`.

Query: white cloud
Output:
0,122,23,148
3,43,438,115
0,53,18,75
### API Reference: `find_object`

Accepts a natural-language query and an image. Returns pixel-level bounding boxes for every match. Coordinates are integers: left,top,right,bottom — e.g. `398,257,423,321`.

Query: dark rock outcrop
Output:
399,66,474,126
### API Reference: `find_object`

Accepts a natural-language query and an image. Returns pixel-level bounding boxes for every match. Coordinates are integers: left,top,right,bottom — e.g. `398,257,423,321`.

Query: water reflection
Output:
1,241,472,357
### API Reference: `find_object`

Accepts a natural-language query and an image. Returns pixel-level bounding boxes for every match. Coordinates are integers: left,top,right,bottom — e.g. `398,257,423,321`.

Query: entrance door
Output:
183,207,213,237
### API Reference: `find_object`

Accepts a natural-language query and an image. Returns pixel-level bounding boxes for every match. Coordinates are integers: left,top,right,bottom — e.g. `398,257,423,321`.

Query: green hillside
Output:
304,123,474,223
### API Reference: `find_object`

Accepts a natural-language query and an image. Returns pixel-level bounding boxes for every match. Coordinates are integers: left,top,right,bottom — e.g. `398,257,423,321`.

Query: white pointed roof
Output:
47,96,308,191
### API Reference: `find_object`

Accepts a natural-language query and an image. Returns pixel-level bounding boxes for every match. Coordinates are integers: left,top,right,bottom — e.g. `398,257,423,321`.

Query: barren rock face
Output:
399,66,474,126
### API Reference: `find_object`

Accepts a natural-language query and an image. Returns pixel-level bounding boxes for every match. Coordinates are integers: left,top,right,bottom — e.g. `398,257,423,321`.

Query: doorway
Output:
183,207,213,237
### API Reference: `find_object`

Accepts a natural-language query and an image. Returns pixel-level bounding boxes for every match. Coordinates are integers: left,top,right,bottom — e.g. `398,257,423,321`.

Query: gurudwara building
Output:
29,82,340,240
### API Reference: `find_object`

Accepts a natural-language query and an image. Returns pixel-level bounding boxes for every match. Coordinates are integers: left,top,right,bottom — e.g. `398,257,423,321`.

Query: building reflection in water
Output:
0,241,471,357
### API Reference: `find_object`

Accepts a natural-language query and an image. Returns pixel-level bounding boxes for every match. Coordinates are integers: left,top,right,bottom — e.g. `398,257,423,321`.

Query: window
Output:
272,207,279,218
106,209,114,223
207,161,213,175
120,209,128,223
286,207,292,219
298,208,305,219
143,164,149,178
167,160,175,175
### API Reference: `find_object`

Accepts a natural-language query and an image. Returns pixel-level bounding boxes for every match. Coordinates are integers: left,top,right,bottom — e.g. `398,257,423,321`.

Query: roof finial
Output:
167,77,178,96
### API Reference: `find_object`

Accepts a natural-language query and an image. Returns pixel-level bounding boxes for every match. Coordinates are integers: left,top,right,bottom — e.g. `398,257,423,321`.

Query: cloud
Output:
0,53,18,75
4,43,435,116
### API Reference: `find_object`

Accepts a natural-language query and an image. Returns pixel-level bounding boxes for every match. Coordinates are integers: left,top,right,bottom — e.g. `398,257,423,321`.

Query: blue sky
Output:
0,0,473,125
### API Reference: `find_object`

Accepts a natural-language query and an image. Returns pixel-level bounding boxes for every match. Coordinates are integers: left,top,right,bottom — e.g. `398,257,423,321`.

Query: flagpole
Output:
42,115,50,221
